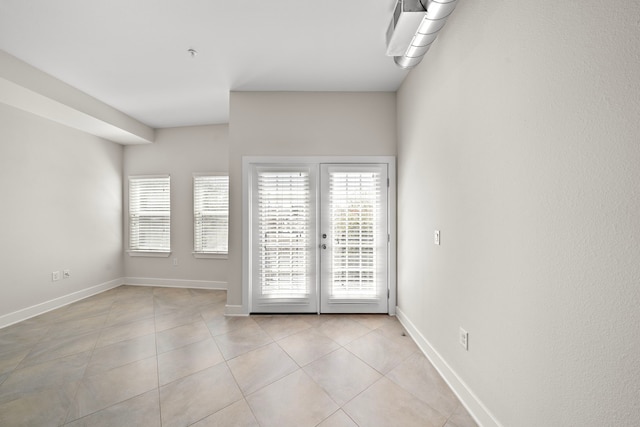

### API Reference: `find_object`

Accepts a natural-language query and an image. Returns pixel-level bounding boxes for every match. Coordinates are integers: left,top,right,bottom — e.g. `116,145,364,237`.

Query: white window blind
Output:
257,170,311,298
194,175,229,254
329,171,381,299
129,176,170,253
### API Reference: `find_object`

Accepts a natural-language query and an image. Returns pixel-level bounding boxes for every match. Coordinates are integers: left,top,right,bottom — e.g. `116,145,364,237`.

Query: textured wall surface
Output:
396,0,640,425
227,92,397,309
124,125,229,284
0,103,124,318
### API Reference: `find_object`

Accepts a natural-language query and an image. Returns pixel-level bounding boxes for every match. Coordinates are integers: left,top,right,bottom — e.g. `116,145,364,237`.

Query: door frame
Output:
242,156,396,315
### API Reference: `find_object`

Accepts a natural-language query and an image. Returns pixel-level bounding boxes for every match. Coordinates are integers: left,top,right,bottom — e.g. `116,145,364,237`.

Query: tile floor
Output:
0,286,478,427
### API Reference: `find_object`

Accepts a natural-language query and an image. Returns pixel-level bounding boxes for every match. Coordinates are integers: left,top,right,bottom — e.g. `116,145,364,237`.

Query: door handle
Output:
321,244,327,250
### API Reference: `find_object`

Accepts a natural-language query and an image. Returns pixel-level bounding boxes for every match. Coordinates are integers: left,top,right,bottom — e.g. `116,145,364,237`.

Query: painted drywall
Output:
227,92,397,311
123,125,229,286
0,103,124,321
396,0,640,426
0,50,154,145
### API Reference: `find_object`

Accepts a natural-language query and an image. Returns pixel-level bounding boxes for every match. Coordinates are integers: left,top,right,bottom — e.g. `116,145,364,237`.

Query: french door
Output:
249,161,389,314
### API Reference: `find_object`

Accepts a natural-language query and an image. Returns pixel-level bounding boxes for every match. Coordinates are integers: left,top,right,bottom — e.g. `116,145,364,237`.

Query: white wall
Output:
396,0,640,426
227,92,397,310
123,125,229,287
0,103,124,323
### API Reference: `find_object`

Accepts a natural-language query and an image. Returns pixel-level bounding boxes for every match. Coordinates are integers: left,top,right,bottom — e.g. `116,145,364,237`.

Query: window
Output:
193,174,229,256
128,175,170,255
256,168,312,298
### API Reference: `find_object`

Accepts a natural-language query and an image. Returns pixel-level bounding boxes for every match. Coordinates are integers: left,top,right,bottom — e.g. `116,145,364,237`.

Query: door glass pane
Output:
329,171,381,300
257,170,311,298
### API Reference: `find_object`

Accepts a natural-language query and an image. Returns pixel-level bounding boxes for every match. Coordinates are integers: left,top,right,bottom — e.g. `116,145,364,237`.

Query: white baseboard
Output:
396,306,503,427
224,304,248,316
0,278,124,329
122,277,227,290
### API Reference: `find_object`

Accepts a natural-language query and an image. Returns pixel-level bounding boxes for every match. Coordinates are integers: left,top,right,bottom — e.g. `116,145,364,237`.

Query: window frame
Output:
127,174,171,257
193,172,229,259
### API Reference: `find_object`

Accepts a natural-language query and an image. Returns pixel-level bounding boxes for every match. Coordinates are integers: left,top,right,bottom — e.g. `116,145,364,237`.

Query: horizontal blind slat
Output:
129,176,170,252
194,175,229,253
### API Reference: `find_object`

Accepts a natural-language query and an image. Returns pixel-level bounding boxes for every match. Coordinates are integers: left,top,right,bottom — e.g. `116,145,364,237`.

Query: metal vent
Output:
387,0,459,69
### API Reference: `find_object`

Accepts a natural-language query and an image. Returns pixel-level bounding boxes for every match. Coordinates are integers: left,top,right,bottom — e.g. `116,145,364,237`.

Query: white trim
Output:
396,306,503,427
192,252,228,259
128,174,170,179
122,277,227,290
0,278,124,329
127,251,171,257
242,156,397,316
224,304,248,316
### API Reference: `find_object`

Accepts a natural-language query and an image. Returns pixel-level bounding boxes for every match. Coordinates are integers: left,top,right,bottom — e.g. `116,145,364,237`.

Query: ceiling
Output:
0,0,408,129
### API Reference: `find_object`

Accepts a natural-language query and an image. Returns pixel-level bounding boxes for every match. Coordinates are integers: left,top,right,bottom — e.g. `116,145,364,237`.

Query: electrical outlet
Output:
63,269,71,279
52,271,60,281
459,327,468,350
434,230,440,245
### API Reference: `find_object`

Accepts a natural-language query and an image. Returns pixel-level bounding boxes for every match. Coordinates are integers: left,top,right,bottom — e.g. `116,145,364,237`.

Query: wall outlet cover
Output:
459,327,469,350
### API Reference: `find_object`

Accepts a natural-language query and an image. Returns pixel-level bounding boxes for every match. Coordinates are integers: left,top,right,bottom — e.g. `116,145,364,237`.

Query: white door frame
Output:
242,156,396,315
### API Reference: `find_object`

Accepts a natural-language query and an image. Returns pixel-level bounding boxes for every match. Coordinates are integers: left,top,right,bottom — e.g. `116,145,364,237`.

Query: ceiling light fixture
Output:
187,48,198,58
386,0,458,69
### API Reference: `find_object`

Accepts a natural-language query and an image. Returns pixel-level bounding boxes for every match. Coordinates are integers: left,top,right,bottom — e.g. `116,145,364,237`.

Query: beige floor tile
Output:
156,320,212,354
154,298,197,315
0,347,30,376
317,410,359,427
318,316,371,346
246,369,338,427
65,389,161,427
343,377,447,427
66,356,158,422
189,289,228,306
95,318,156,348
205,315,260,337
277,328,340,366
85,333,157,376
0,286,472,427
18,331,100,368
374,321,419,352
291,313,332,328
110,295,155,311
43,314,107,340
345,330,416,374
20,308,69,326
0,351,90,405
304,348,381,406
154,288,196,313
159,363,243,427
253,315,313,340
115,285,154,298
350,314,396,330
191,399,259,427
61,297,115,320
386,352,460,418
445,404,479,427
214,328,273,360
227,342,298,395
158,338,224,386
103,305,154,328
0,323,49,350
199,303,226,322
0,381,78,427
154,308,204,332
